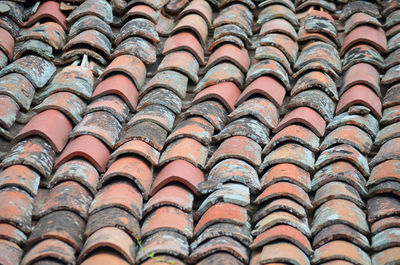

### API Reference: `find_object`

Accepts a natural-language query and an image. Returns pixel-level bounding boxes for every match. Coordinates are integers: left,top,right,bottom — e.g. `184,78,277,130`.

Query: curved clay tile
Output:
109,139,160,167
85,95,129,122
0,27,14,61
138,88,181,114
79,244,130,265
101,156,153,199
314,181,364,209
24,1,67,30
127,105,175,132
341,63,380,97
157,51,199,83
0,165,40,197
336,84,382,119
49,159,99,196
260,242,310,264
163,31,205,66
151,159,204,196
257,4,298,26
260,18,297,40
143,70,188,99
0,73,35,111
246,59,289,89
274,107,326,137
321,125,372,155
342,44,384,71
260,0,295,11
179,0,212,27
70,15,114,41
259,33,298,65
111,37,157,64
213,3,253,36
292,71,338,101
327,112,379,138
89,181,143,220
14,39,54,62
66,0,113,24
172,14,208,46
205,44,250,73
255,45,292,75
345,12,381,34
166,117,214,146
123,4,159,24
341,25,387,56
253,198,307,223
21,239,75,265
213,24,251,47
116,18,159,46
264,124,320,154
296,0,336,12
13,110,73,153
193,82,241,112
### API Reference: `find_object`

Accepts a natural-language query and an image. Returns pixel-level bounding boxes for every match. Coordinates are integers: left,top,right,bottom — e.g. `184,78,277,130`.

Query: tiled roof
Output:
0,0,398,264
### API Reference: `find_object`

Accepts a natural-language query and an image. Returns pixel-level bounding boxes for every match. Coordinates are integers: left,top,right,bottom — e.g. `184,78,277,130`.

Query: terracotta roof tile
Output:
21,239,76,265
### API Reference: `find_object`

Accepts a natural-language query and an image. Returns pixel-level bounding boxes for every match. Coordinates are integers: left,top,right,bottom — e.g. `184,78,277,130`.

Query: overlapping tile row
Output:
367,1,400,264
187,2,256,264
250,1,331,264
128,1,213,264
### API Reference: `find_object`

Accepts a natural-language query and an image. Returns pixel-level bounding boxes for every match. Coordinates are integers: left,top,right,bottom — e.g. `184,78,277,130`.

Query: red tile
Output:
78,227,135,265
194,203,248,236
255,181,312,210
260,33,298,65
0,73,34,112
314,181,364,209
381,105,400,126
109,139,159,166
368,195,400,223
205,44,250,73
190,236,249,263
27,210,85,251
89,181,143,220
231,97,279,130
22,239,75,265
116,18,159,46
341,25,387,56
0,165,40,197
340,0,380,20
312,199,369,236
141,255,185,265
343,62,380,97
0,95,18,129
371,216,400,235
111,37,157,65
24,1,67,30
312,240,372,265
158,51,199,82
135,231,189,263
179,0,212,27
252,211,310,237
320,125,373,155
292,70,338,101
251,224,312,256
368,160,400,188
142,206,193,238
246,59,289,89
33,181,92,220
259,143,315,173
100,55,146,91
144,184,194,216
151,159,204,196
0,27,14,61
274,107,326,137
209,34,245,52
0,188,33,233
101,156,153,199
1,137,55,179
156,12,175,37
383,84,400,108
123,4,158,24
260,242,310,264
66,0,112,24
327,111,379,138
54,135,110,173
85,95,129,122
206,136,261,169
337,84,382,119
194,63,244,93
14,110,72,153
163,31,205,65
159,138,208,169
193,82,241,112
172,14,208,46
166,117,214,146
264,124,320,154
236,76,286,107
293,60,339,80
260,18,297,40
0,223,26,247
49,159,99,196
80,249,129,265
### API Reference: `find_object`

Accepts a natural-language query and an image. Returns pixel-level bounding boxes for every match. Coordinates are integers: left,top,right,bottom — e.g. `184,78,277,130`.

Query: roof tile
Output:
21,239,75,265
69,15,114,41
166,117,214,146
260,242,309,264
0,165,40,197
